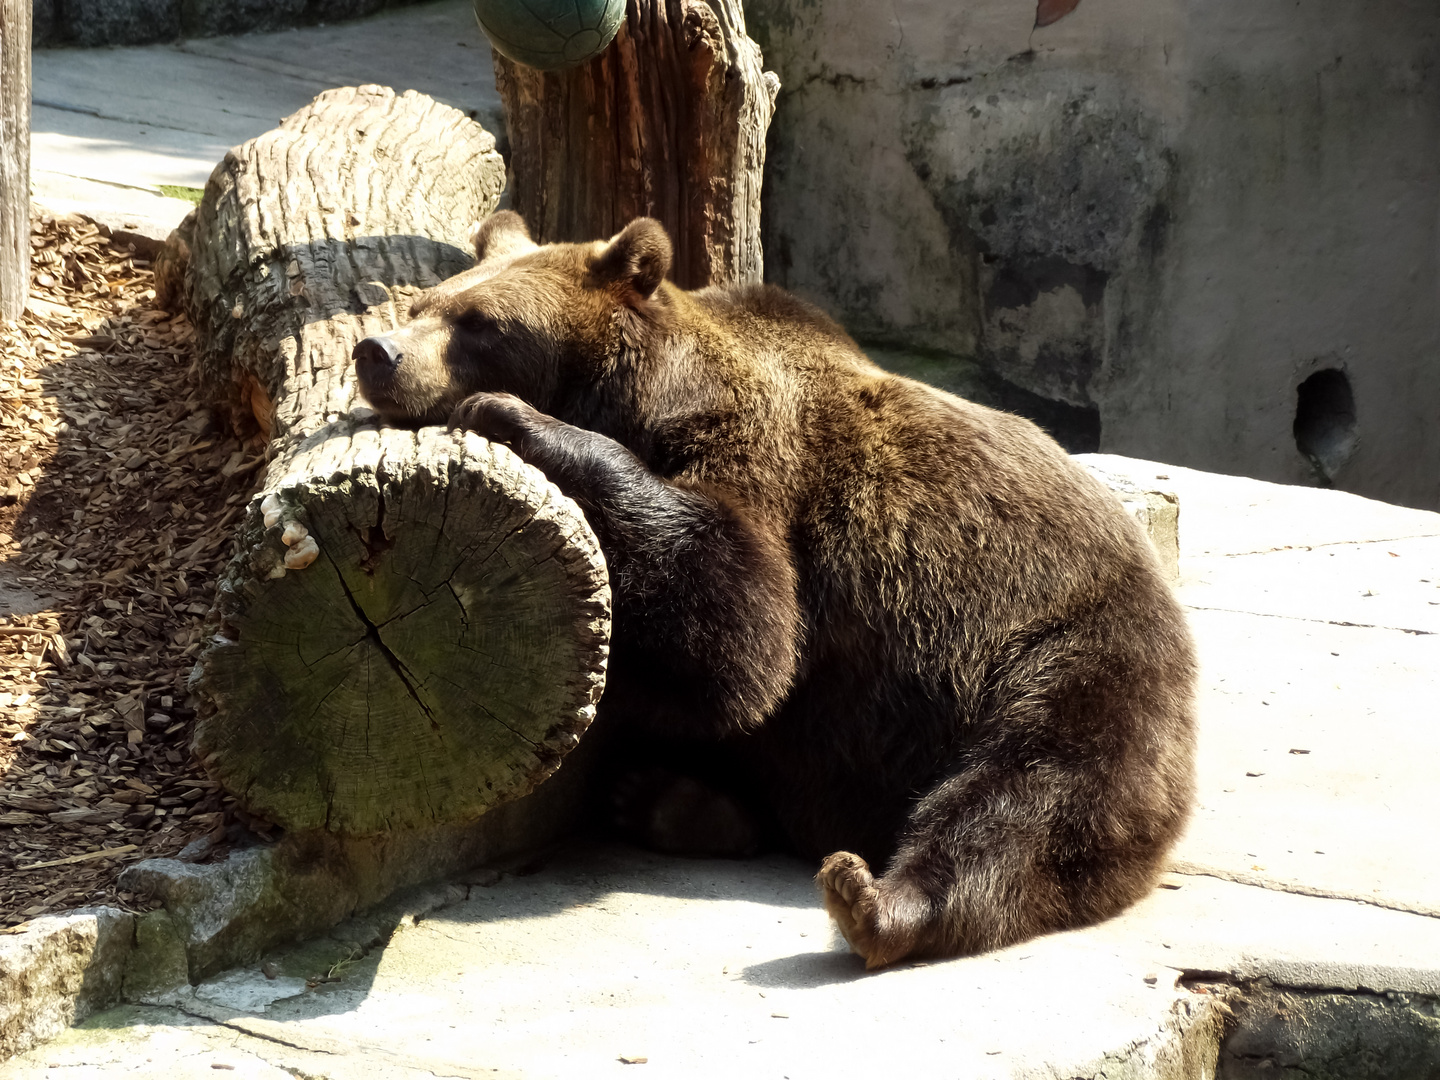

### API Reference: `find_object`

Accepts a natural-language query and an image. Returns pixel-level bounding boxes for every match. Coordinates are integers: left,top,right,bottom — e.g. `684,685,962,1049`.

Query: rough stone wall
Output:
33,0,426,47
748,0,1440,509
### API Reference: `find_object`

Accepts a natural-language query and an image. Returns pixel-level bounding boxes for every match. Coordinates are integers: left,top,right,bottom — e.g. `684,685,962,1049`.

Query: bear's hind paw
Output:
817,851,889,969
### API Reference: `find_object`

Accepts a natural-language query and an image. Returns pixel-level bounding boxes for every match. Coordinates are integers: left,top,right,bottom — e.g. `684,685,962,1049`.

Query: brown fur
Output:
353,212,1197,969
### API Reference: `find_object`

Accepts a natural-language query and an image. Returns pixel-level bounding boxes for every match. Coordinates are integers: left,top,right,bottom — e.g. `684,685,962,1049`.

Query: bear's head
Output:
352,211,673,427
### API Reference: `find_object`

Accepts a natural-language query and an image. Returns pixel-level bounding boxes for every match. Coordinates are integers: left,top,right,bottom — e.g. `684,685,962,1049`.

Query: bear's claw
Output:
448,391,547,451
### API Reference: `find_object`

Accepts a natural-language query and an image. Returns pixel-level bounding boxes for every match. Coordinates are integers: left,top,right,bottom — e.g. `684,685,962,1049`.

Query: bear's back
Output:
681,287,1190,825
688,284,1155,635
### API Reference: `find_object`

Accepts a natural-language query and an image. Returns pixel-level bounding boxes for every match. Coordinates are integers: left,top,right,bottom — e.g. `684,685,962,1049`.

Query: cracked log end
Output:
192,425,610,837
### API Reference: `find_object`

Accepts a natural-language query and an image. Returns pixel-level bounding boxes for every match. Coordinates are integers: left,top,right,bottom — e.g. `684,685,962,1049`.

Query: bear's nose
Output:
353,335,404,381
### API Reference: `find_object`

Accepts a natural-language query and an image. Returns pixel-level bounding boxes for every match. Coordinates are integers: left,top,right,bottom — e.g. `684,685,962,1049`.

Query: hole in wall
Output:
1293,368,1357,485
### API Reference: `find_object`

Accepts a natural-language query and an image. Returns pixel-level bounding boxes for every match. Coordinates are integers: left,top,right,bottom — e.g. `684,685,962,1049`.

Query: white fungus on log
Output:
282,535,319,569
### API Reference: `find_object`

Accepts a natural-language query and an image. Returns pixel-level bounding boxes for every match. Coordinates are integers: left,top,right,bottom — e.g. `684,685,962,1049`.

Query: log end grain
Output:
193,426,610,836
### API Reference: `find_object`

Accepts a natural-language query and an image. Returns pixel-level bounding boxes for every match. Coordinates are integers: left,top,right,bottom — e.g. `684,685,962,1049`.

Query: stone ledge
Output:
0,907,132,1061
0,743,588,1064
1078,455,1181,579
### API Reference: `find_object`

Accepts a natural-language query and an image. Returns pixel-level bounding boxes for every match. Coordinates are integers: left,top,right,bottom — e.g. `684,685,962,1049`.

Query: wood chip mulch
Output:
0,212,263,930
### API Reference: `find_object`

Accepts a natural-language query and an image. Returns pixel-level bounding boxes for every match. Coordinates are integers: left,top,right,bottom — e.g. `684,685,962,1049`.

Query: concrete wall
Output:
747,0,1440,510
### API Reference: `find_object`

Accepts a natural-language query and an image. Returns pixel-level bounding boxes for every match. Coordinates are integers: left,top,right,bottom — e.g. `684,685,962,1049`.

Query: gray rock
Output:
193,967,308,1013
32,0,58,46
115,749,591,981
65,0,181,46
304,0,388,24
118,846,335,982
120,910,191,1003
36,0,432,48
1077,456,1180,579
179,0,305,39
0,907,133,1060
1219,984,1440,1080
175,835,214,863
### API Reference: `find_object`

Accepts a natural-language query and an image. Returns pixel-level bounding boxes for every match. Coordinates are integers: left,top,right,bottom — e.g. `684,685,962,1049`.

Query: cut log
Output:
169,85,610,837
492,0,779,289
0,0,31,319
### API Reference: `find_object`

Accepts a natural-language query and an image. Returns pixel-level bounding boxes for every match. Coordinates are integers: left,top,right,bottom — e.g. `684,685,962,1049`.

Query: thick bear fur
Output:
352,212,1197,969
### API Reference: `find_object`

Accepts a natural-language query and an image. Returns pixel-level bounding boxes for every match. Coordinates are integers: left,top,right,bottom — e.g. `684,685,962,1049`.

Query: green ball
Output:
475,0,626,71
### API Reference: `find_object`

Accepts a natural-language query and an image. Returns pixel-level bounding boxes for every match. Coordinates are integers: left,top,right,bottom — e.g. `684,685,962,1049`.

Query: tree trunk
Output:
0,0,30,319
169,85,611,837
492,0,779,289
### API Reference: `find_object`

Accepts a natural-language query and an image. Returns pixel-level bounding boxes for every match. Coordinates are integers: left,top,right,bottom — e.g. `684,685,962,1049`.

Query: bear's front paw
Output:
818,851,887,968
447,392,552,452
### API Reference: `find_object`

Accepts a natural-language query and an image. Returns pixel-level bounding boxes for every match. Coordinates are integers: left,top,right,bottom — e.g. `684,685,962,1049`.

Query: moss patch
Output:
157,185,204,204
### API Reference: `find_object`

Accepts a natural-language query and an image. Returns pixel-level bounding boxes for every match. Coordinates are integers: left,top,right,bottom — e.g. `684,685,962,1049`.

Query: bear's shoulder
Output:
690,282,859,352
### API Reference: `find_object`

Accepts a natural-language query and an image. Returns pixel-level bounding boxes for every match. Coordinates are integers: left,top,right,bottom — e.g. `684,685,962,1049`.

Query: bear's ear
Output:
591,218,672,301
472,211,537,263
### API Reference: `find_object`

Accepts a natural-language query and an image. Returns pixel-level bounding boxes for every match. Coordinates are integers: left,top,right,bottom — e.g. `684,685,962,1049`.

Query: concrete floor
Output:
30,0,502,238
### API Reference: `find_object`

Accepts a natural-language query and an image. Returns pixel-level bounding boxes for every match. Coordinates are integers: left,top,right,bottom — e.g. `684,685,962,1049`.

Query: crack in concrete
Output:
1168,863,1440,922
127,996,479,1078
1195,532,1440,559
32,97,228,139
1180,604,1435,636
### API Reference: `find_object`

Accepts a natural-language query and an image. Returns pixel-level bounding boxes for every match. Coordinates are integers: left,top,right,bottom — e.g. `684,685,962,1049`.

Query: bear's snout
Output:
353,335,404,385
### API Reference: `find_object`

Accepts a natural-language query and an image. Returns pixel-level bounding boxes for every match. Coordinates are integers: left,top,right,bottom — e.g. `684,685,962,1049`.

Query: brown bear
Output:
352,211,1197,969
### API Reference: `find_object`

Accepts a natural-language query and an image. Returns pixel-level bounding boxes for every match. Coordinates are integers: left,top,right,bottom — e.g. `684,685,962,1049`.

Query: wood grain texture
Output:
196,424,609,835
0,0,30,319
171,86,611,835
493,0,778,289
182,84,505,447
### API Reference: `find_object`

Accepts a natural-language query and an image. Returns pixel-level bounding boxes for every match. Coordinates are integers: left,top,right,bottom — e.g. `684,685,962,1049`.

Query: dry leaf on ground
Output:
1,212,259,927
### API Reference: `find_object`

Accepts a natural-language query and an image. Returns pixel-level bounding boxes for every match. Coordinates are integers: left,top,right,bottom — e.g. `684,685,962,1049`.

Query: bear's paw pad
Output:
818,851,884,966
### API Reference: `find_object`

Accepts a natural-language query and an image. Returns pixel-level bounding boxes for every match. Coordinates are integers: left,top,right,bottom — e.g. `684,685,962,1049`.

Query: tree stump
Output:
0,0,30,319
492,0,779,289
169,85,611,837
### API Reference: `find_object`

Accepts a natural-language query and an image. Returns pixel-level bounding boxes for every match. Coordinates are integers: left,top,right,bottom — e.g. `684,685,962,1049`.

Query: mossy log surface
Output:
169,85,611,836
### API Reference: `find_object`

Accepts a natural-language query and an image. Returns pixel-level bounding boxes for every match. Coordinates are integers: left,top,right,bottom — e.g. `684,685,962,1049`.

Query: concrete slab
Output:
1095,872,1440,997
29,0,503,236
1083,455,1440,919
1178,609,1440,917
1183,537,1440,634
1078,454,1440,556
26,171,195,244
3,847,1228,1080
6,847,1440,1079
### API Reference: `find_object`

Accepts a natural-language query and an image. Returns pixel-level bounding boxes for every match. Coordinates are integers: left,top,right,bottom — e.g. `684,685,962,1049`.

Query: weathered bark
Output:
170,85,611,836
493,0,779,289
0,0,31,319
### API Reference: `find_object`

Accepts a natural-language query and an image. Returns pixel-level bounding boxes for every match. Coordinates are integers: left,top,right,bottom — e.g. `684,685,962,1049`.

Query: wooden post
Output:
165,87,611,836
0,0,30,319
492,0,779,290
